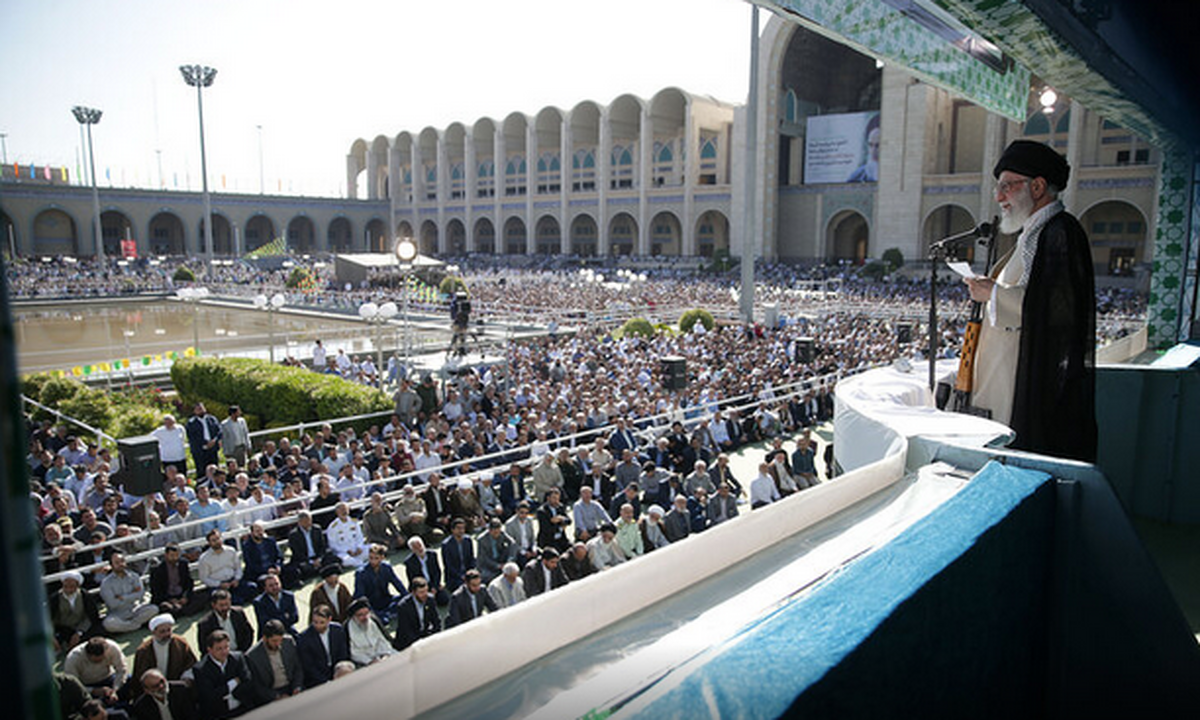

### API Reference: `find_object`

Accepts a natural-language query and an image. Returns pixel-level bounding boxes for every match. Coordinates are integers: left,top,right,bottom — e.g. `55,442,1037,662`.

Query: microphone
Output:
930,217,997,253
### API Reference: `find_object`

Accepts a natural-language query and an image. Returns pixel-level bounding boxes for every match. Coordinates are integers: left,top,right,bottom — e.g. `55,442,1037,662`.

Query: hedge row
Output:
21,375,172,441
170,357,392,431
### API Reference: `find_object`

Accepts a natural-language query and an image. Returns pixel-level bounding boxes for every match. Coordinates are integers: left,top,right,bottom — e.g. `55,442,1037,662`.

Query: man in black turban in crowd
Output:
964,139,1096,462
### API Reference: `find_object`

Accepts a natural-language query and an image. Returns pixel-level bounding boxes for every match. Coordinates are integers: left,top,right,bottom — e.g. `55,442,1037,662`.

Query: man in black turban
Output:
963,139,1096,462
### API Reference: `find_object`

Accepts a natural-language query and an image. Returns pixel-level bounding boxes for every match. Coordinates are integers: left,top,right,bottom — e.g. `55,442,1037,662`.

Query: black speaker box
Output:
796,337,815,364
661,356,687,391
116,435,164,496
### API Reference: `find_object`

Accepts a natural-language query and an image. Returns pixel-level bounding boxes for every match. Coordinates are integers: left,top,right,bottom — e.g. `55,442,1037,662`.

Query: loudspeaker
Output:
897,323,913,344
661,355,687,391
796,337,815,364
116,435,164,496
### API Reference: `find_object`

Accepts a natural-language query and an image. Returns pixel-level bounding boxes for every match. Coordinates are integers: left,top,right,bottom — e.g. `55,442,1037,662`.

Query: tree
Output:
882,248,905,272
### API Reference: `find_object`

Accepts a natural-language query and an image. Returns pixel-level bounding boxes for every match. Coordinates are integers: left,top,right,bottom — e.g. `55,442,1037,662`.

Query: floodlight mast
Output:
71,106,104,261
180,65,218,276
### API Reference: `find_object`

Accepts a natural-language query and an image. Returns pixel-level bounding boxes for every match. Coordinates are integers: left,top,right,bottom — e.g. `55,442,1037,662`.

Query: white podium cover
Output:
834,359,1013,474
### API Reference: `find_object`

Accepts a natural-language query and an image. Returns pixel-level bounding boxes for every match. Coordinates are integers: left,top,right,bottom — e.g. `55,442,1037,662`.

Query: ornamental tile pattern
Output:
1147,149,1192,347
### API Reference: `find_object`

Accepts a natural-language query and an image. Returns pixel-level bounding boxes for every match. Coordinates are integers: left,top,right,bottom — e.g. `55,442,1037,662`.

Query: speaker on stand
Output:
661,356,687,391
115,435,164,496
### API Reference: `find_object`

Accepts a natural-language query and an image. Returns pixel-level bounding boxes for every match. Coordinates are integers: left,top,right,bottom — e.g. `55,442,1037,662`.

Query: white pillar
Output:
599,108,612,256
560,115,571,255
639,104,652,256
437,133,448,254
683,102,697,256
1062,99,1086,212
526,122,536,255
494,126,505,255
465,129,477,253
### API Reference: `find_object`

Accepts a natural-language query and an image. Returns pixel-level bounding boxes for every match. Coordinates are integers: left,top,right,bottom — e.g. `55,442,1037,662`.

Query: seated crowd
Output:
33,328,834,717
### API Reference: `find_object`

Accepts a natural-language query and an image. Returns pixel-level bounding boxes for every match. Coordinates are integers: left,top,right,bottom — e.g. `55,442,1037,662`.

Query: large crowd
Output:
30,311,850,719
17,251,1149,718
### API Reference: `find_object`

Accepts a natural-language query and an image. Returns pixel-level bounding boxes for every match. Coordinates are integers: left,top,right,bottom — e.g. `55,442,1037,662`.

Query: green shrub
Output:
439,275,467,296
39,376,85,410
679,308,716,334
58,388,114,435
171,357,390,428
619,317,655,339
859,260,888,281
20,372,55,403
173,266,196,282
110,405,163,439
286,266,315,290
882,248,905,272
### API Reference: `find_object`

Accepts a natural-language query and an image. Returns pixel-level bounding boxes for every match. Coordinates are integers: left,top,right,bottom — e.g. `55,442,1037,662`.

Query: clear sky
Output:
0,0,758,198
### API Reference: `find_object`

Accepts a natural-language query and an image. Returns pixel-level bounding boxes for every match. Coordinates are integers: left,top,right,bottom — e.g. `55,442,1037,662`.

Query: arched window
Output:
572,149,596,191
784,88,798,123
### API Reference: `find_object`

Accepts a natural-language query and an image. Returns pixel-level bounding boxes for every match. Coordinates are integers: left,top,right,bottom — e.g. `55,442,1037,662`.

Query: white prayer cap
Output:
647,504,665,518
148,613,175,632
62,571,84,585
458,478,473,490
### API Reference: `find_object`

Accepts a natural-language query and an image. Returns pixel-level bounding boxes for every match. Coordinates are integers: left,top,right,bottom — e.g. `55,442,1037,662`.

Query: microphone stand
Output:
925,220,995,397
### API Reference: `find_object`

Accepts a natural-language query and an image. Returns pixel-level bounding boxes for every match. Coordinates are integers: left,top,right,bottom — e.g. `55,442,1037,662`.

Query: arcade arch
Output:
364,219,387,253
570,214,598,256
922,205,976,262
287,216,316,253
244,215,275,254
504,217,527,255
650,211,681,256
447,219,466,255
198,214,233,256
328,217,353,254
827,210,869,263
609,212,637,256
100,210,132,257
535,215,561,255
474,218,496,254
148,212,185,256
33,208,78,256
695,210,730,257
419,220,438,255
1079,200,1148,276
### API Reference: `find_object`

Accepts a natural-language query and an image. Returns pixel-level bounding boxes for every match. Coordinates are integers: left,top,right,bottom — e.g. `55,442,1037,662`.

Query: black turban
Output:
993,139,1070,188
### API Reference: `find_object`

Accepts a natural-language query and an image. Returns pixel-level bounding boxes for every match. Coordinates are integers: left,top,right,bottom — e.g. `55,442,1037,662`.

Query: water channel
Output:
12,299,452,376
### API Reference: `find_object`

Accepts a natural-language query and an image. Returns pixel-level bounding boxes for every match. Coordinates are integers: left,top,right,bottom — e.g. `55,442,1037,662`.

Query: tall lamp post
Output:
395,237,417,373
359,301,398,388
177,286,210,354
71,106,104,261
180,64,217,277
254,292,286,362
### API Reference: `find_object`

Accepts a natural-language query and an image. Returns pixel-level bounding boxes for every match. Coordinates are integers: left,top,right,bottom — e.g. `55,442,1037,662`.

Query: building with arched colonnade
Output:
347,23,1161,284
0,22,1164,287
346,87,737,260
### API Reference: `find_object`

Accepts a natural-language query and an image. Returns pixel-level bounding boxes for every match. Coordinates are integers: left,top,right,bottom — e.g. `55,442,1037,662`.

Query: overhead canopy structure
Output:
752,0,1200,151
334,252,445,288
752,0,1199,347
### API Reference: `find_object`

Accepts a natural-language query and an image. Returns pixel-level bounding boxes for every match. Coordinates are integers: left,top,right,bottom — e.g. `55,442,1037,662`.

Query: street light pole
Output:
255,292,285,362
72,106,104,261
395,237,417,375
256,124,264,195
180,65,217,276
